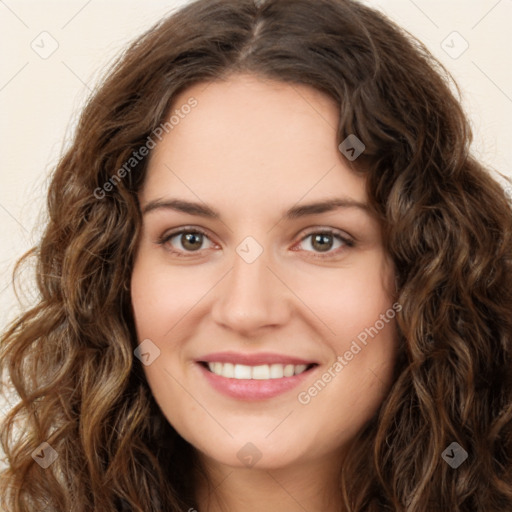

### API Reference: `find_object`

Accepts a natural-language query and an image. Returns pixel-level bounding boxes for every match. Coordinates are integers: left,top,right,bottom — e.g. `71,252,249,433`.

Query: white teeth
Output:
222,362,234,378
234,364,252,379
269,364,284,378
252,364,270,380
206,362,310,379
294,364,307,375
283,364,294,377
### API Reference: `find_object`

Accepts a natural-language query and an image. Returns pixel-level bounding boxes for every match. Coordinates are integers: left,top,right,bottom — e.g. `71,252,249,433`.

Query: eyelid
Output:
298,226,353,242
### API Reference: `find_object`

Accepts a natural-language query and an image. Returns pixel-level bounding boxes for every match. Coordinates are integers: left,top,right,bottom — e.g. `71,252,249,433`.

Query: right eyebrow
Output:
142,198,219,218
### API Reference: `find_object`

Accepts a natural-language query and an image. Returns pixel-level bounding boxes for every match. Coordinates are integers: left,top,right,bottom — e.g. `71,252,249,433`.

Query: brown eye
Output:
179,232,204,251
159,229,215,255
296,229,354,257
311,233,335,252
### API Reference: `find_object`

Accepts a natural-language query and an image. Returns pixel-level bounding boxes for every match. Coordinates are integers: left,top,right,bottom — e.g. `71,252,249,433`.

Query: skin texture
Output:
130,74,399,512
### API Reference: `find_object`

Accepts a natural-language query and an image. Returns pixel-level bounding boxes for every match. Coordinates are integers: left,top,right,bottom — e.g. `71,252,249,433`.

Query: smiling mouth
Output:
200,361,317,380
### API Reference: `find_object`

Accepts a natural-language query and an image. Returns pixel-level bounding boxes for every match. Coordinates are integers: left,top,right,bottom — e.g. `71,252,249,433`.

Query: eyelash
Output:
156,226,355,259
157,227,355,259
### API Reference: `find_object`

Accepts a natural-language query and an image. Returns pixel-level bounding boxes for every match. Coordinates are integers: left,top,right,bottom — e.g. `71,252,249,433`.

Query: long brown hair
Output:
1,0,511,510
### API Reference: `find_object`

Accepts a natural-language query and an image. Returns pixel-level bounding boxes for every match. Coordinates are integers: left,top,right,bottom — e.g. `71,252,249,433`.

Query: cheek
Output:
130,256,196,436
296,253,396,341
294,254,398,430
297,315,398,450
130,249,211,339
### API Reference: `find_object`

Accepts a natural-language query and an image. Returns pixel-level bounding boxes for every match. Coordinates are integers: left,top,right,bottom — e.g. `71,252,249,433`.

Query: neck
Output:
194,451,345,512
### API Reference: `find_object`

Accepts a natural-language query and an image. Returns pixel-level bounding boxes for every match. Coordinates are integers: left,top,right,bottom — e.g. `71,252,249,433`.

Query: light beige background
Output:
1,0,511,465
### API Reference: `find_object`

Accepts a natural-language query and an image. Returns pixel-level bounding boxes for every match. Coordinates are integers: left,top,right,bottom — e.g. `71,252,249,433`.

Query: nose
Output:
210,245,291,336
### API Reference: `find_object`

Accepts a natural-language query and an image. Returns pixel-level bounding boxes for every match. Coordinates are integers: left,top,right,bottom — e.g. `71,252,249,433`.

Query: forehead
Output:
142,74,366,211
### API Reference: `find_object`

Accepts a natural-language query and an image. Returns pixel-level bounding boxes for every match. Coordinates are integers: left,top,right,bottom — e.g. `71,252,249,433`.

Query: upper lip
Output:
197,351,317,366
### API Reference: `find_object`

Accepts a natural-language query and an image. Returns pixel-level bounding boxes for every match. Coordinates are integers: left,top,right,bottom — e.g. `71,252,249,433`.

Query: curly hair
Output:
1,0,512,510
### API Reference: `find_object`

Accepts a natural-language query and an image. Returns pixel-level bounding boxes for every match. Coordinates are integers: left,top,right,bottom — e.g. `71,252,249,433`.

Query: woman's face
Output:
131,74,399,471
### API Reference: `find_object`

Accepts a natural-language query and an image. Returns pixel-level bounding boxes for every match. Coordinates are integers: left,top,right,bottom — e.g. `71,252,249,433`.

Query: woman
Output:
1,0,511,510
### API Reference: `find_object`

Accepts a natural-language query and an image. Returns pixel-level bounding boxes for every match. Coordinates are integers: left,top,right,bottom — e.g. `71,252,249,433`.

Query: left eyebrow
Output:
284,198,370,219
141,197,370,220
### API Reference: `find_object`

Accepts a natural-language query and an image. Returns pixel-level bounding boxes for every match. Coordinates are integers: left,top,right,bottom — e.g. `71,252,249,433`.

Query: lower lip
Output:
197,363,316,400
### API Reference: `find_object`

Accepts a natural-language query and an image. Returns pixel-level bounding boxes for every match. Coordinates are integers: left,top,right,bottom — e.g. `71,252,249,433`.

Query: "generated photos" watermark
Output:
297,302,402,405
